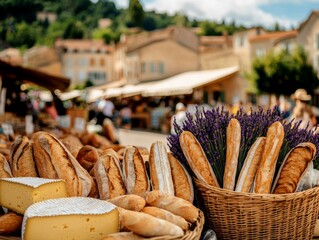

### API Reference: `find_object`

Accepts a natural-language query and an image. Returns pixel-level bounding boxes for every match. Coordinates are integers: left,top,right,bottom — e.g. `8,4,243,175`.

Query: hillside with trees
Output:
0,0,251,50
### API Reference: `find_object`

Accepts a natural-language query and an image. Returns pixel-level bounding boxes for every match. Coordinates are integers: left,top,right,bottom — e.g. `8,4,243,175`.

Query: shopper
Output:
170,102,187,134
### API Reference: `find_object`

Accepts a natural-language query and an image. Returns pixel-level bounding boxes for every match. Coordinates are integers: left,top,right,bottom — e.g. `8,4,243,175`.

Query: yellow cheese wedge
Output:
22,197,119,240
0,177,68,214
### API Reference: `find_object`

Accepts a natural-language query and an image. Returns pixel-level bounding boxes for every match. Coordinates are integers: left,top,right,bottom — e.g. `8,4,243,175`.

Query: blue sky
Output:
112,0,319,29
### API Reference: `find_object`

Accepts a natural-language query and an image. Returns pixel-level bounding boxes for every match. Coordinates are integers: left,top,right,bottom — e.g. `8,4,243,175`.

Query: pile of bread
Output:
0,131,200,239
180,119,317,194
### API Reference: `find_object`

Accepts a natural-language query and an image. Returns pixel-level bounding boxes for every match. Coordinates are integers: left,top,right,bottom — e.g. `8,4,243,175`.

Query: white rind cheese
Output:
0,177,68,214
22,197,120,240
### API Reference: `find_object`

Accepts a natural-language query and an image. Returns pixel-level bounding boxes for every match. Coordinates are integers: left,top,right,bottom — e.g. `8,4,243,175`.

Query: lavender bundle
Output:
167,106,319,187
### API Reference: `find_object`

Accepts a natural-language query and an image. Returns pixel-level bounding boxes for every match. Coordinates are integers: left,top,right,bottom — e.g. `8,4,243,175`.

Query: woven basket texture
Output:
195,178,319,240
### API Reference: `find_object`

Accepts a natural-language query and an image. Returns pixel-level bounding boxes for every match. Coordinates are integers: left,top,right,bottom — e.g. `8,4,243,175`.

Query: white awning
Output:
58,90,83,101
142,66,239,97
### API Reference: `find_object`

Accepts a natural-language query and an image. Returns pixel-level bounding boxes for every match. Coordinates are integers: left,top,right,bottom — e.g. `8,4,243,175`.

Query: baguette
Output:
272,142,316,194
103,232,146,240
224,118,241,190
145,190,199,223
93,150,126,199
119,208,184,238
0,211,23,235
167,152,194,202
76,145,99,172
9,135,38,177
122,146,150,196
149,142,174,195
253,121,284,194
108,194,146,212
235,137,266,192
0,153,12,178
32,131,94,197
142,206,188,230
179,131,219,187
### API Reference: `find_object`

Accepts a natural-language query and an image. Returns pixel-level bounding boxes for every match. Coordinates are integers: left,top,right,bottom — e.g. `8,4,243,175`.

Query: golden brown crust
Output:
119,208,184,238
149,142,175,195
102,232,146,240
142,206,189,230
60,134,83,158
76,145,99,171
94,153,126,200
122,146,150,197
145,190,199,223
235,137,266,193
254,122,284,194
224,118,241,190
179,131,219,187
33,131,94,197
0,211,23,235
0,153,12,178
167,152,194,202
273,142,316,194
9,135,38,177
108,194,146,211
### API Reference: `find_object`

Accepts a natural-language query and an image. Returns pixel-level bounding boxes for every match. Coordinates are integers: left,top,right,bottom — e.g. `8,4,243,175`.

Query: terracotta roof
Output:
55,39,113,52
249,30,297,42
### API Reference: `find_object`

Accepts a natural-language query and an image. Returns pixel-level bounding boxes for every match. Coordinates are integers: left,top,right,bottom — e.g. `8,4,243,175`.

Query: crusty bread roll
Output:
0,211,23,235
93,150,126,199
145,190,199,223
32,131,94,197
60,134,83,158
122,146,150,196
142,206,188,230
224,118,241,190
235,137,266,193
102,232,145,240
0,153,12,178
76,145,99,172
273,142,316,194
254,121,284,194
9,135,38,177
108,194,146,211
167,152,194,202
119,208,184,238
179,131,219,187
149,142,174,195
80,132,112,148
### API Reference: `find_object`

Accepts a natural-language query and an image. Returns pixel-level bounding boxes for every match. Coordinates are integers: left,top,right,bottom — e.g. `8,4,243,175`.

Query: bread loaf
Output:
119,208,184,238
32,131,94,197
93,150,126,199
224,118,241,190
179,131,219,187
60,134,83,158
0,211,23,235
102,232,145,240
122,146,150,196
235,137,266,192
142,206,188,230
0,153,12,178
254,121,284,194
145,190,199,223
149,142,174,195
76,145,99,172
167,152,194,202
9,135,37,177
273,142,316,194
108,194,146,211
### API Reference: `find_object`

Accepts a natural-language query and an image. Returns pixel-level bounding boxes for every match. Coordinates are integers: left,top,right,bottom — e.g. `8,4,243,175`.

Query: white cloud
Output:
112,0,312,28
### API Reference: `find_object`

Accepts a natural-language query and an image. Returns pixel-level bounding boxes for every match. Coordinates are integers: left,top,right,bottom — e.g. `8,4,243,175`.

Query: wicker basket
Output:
195,178,319,240
149,210,205,240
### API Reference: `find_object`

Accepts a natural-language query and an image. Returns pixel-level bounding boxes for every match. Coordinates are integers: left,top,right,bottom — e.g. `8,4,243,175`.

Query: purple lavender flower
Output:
167,106,319,187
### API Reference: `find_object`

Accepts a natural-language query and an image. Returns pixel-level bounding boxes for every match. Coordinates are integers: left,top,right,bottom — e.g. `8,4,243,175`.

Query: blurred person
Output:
44,101,58,120
290,89,316,130
170,102,186,134
119,102,132,129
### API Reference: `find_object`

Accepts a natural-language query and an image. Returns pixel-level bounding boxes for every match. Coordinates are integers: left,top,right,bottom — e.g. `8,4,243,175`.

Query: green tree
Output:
63,19,86,39
250,46,319,96
127,0,144,27
6,21,36,48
